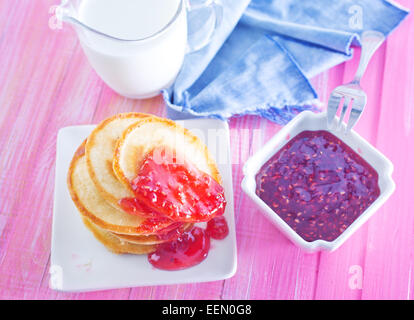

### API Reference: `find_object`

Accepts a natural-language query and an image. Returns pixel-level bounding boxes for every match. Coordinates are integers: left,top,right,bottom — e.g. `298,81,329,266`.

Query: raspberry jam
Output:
129,148,226,222
256,130,380,242
206,216,229,240
148,227,210,271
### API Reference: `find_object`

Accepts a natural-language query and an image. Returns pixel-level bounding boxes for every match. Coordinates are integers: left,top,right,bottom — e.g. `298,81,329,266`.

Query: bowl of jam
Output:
242,111,395,251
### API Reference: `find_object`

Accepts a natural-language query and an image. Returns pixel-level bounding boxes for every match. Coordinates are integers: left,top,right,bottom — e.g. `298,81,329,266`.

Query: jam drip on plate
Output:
206,216,229,240
256,130,380,242
148,227,210,271
148,218,230,271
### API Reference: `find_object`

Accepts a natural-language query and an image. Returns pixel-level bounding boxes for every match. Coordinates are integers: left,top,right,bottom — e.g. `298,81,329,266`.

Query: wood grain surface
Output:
0,0,413,299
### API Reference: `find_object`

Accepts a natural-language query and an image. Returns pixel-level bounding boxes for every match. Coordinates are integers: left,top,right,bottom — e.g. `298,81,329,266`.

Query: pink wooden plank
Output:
219,116,320,300
0,0,127,299
360,0,414,299
313,42,388,299
0,0,78,299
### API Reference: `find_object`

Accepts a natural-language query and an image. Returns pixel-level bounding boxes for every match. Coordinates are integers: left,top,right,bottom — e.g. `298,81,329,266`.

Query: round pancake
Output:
68,141,175,235
113,117,222,193
85,113,151,208
112,223,193,245
82,216,156,254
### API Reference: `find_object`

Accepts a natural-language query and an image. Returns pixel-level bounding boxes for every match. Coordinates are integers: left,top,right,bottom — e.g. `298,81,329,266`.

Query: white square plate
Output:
50,118,237,292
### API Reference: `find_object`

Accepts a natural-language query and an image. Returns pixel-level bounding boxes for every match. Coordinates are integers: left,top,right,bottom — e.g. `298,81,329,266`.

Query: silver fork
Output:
326,30,385,132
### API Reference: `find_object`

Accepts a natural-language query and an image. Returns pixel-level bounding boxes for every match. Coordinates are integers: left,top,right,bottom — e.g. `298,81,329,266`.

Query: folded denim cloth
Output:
164,0,409,124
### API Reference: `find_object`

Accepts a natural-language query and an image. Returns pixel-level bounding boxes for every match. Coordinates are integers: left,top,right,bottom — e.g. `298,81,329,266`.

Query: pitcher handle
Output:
185,0,223,53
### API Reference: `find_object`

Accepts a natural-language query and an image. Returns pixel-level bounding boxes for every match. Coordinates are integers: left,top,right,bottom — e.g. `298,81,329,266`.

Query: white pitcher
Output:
56,0,222,99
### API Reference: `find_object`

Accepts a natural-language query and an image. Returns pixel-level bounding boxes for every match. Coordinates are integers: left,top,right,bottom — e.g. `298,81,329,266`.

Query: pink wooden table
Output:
0,0,413,300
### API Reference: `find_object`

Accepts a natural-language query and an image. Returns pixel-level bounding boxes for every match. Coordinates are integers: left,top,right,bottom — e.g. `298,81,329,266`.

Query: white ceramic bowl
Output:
242,111,395,252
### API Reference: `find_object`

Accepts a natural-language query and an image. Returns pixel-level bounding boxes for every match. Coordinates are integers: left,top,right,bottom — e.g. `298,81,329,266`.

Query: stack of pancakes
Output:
67,113,222,254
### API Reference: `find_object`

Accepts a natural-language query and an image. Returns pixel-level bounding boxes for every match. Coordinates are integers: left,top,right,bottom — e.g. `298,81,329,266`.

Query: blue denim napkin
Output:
164,0,409,124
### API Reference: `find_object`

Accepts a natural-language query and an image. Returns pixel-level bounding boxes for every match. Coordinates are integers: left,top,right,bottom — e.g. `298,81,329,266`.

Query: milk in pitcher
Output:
77,0,186,98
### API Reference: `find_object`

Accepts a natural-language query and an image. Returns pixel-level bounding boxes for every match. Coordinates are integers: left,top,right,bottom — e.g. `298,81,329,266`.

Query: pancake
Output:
113,117,222,193
85,113,151,208
81,216,156,254
68,141,175,236
112,223,193,245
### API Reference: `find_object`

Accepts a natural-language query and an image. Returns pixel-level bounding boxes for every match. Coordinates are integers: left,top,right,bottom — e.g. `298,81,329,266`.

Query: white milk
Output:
78,0,181,40
76,0,186,98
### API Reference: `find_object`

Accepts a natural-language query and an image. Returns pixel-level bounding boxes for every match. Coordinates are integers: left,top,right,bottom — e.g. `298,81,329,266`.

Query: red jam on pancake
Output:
120,147,228,270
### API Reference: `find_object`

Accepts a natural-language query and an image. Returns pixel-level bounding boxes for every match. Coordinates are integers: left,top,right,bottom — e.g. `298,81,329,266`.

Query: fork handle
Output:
353,31,385,83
